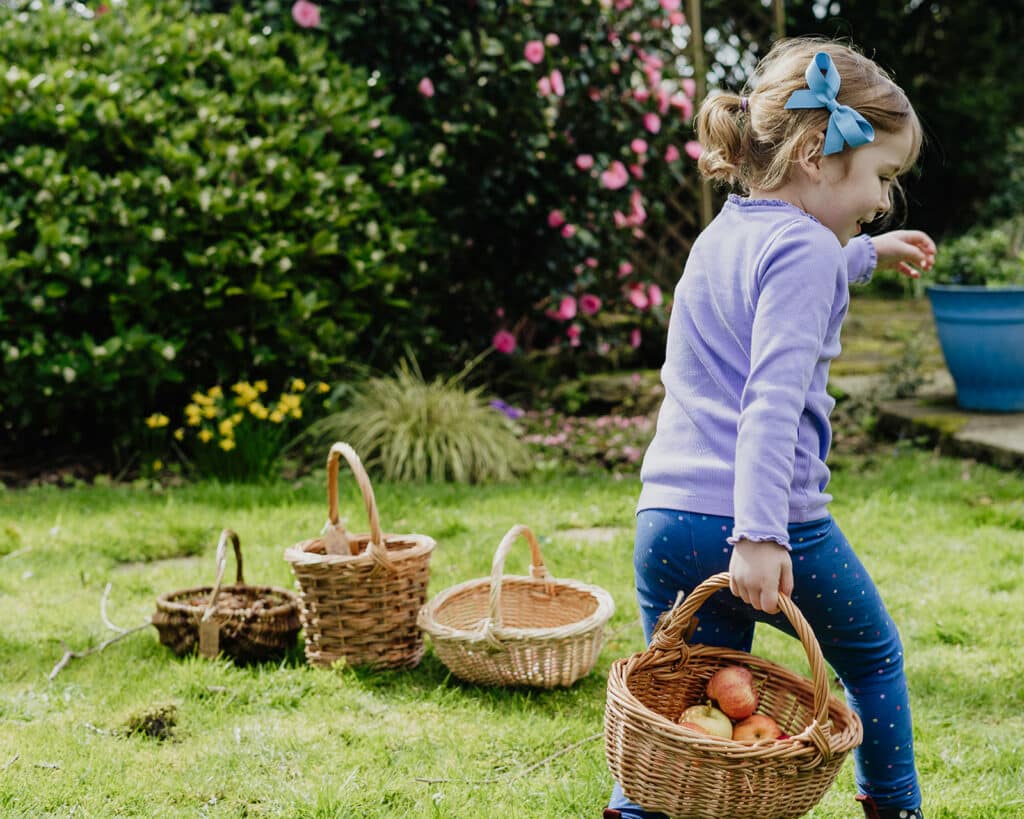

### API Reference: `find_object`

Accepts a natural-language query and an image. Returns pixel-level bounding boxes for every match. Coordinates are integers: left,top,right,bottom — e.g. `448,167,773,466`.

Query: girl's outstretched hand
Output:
872,229,937,279
728,539,794,615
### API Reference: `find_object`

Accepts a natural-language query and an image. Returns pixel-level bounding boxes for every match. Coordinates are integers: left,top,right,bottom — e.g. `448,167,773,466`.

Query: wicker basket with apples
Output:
604,572,863,819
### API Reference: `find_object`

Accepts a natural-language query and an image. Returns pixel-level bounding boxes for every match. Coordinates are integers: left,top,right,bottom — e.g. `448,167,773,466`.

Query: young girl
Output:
605,37,935,819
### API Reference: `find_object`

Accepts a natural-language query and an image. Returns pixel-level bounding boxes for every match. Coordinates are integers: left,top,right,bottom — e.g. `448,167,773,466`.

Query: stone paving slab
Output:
874,394,1024,469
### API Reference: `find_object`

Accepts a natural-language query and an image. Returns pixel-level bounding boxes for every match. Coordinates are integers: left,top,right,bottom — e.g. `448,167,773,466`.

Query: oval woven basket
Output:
417,523,615,688
284,442,436,669
604,572,863,819
152,528,301,664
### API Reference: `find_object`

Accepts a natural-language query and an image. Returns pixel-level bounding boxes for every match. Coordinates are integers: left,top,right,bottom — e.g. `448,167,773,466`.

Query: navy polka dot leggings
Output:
607,508,922,817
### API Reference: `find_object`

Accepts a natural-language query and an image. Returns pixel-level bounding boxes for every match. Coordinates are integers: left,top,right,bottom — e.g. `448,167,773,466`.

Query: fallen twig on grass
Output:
413,731,603,785
48,582,151,681
2,754,18,772
49,621,151,681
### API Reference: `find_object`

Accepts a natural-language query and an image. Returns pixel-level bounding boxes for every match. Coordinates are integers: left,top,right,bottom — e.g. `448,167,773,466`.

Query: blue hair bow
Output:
784,52,875,156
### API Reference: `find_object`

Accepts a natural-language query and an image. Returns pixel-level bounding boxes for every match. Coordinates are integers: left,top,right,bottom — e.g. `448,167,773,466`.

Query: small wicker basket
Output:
152,528,301,664
284,442,436,669
604,572,863,819
417,523,615,688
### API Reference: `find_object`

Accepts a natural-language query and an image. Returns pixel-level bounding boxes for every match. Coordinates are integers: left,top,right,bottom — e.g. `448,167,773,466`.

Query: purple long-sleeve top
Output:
638,195,877,548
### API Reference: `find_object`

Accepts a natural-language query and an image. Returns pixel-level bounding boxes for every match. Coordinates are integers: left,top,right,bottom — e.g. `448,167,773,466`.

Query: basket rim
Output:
284,532,435,566
155,582,301,618
418,573,615,643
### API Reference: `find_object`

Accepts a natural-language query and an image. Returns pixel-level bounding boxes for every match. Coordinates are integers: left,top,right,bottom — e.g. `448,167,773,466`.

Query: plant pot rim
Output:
925,283,1024,292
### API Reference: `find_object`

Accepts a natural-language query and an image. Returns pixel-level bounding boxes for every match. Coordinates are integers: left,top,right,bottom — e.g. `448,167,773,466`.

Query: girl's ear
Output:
795,132,826,179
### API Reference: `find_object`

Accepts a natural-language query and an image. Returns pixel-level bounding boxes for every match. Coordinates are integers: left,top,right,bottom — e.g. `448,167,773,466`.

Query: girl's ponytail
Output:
695,92,746,186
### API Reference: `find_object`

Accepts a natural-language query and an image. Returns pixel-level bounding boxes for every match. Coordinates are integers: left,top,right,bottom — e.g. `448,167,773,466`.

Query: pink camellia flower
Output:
584,256,598,268
628,283,650,310
556,296,577,320
537,76,552,96
643,112,661,134
575,154,595,171
588,87,603,102
665,144,681,162
648,283,663,307
613,210,628,229
633,88,650,103
660,0,681,9
682,78,697,98
671,92,694,120
493,330,517,354
417,77,435,98
629,163,644,179
561,223,577,238
601,161,629,190
618,261,634,277
291,0,320,28
544,32,560,47
547,209,566,229
549,69,565,97
630,328,642,348
567,323,582,347
524,40,545,64
669,10,685,25
685,140,704,159
656,87,671,115
580,294,602,315
631,138,648,155
629,189,646,224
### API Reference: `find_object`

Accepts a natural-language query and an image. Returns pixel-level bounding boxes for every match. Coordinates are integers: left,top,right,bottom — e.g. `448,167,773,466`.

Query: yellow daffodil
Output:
199,429,214,443
207,385,223,399
219,438,236,451
173,428,185,441
145,413,170,429
269,410,284,424
202,404,217,419
254,380,268,393
290,408,303,419
218,418,234,437
152,459,163,471
317,381,330,393
249,402,269,419
230,412,243,425
291,378,306,393
191,391,213,406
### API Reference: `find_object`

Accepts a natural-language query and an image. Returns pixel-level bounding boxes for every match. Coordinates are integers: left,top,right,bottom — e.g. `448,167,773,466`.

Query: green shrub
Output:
305,358,533,483
190,0,693,369
924,220,1024,287
0,1,441,460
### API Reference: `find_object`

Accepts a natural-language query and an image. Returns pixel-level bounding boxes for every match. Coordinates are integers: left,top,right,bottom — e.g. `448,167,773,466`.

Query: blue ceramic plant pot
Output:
926,284,1024,412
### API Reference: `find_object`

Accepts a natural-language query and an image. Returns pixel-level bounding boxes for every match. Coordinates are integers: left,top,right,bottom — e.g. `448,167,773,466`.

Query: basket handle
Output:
652,572,834,759
326,442,383,557
486,524,554,628
201,528,243,621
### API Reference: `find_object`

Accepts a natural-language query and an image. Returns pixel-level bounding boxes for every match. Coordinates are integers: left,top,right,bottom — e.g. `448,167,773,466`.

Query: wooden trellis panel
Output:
631,1,785,288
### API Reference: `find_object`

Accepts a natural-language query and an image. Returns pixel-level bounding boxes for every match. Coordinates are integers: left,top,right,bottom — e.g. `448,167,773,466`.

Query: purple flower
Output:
490,399,525,420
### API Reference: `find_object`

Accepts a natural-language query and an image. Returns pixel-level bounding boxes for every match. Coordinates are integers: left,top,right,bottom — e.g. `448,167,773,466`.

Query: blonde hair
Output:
696,37,922,193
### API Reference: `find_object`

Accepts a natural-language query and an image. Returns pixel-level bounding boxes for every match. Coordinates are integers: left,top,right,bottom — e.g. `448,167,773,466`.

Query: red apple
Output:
678,721,711,736
732,713,783,742
678,703,733,738
706,664,759,720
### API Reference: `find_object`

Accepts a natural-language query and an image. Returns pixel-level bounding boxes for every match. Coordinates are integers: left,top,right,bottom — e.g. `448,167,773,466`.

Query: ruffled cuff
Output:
845,234,877,285
727,532,792,552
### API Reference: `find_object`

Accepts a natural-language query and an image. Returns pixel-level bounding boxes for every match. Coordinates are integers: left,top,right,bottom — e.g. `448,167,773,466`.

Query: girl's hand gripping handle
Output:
728,538,794,614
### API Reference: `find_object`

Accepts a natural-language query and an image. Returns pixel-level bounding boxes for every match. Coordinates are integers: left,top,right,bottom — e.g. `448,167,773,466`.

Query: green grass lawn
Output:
1,448,1022,817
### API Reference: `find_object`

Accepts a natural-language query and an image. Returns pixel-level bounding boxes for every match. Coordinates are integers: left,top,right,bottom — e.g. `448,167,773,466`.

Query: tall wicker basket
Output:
417,523,615,688
604,572,863,819
284,442,436,669
152,528,302,663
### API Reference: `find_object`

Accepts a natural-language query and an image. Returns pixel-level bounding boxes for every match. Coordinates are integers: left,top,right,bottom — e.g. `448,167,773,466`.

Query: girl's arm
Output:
872,229,936,278
844,230,936,284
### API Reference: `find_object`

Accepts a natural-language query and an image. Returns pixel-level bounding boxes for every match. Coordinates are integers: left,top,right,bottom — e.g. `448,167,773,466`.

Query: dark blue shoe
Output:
857,794,924,819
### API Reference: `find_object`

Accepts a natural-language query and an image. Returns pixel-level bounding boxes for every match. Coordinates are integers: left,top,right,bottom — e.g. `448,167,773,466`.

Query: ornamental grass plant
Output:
304,358,532,484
